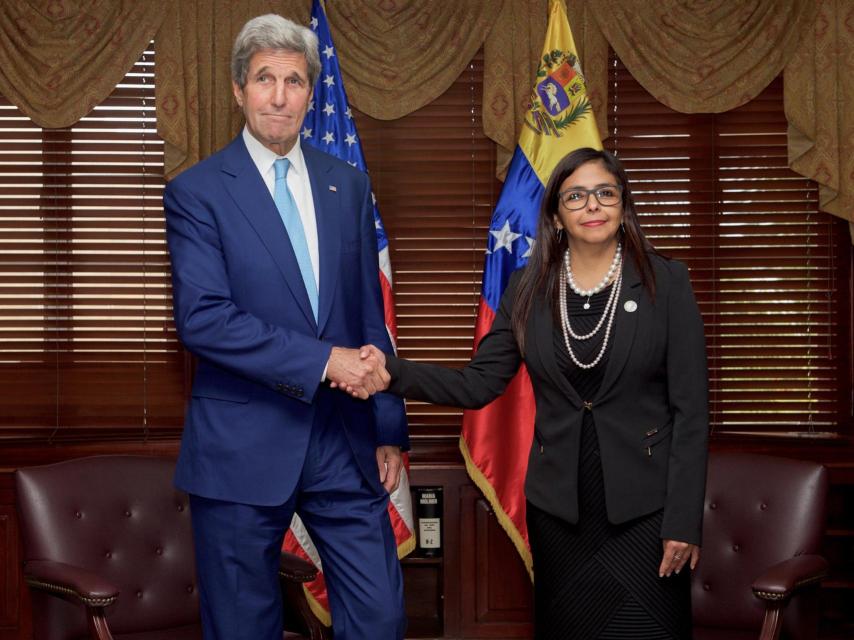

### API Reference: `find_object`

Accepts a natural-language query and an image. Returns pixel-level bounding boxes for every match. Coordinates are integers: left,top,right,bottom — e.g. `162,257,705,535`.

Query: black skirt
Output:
526,284,691,639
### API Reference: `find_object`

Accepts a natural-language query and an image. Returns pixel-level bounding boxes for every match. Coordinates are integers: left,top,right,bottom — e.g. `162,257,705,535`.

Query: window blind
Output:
0,45,186,440
607,53,851,435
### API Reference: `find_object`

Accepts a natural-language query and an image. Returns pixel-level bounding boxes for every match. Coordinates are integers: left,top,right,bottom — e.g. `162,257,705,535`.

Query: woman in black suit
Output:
364,148,709,639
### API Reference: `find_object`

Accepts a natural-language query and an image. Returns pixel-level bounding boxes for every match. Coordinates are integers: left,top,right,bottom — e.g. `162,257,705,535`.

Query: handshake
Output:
326,344,390,399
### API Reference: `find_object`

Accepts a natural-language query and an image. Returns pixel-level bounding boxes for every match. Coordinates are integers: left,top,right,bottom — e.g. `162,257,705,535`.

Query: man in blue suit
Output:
164,13,408,640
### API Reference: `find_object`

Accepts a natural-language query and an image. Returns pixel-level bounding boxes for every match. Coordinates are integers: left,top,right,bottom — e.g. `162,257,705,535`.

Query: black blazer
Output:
387,253,709,544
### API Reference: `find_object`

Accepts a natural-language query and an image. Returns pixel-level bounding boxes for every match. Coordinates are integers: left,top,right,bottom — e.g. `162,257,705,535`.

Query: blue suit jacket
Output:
164,135,409,506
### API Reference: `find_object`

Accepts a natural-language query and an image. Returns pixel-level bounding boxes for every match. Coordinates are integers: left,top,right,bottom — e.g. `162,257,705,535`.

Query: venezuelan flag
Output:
460,0,601,577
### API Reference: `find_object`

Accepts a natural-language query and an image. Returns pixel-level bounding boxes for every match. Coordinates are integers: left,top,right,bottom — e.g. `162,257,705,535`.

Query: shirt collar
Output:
242,126,306,179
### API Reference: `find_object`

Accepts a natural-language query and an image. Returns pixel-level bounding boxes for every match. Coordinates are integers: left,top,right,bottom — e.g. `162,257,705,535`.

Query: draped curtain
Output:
587,0,852,230
0,0,164,128
0,0,850,228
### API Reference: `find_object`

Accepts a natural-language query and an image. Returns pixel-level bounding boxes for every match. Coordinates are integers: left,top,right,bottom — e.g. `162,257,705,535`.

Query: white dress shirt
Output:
242,127,320,291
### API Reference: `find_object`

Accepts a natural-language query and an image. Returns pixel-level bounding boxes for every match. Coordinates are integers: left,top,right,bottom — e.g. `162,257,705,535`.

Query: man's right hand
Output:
327,346,389,399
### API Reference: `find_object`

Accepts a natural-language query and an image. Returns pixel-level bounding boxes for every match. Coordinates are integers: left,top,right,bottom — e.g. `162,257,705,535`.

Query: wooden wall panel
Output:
0,472,27,640
475,496,532,626
402,560,443,636
0,504,18,628
461,487,532,638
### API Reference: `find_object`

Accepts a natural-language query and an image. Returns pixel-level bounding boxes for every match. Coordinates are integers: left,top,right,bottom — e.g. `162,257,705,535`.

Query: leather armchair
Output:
693,451,829,640
15,455,331,640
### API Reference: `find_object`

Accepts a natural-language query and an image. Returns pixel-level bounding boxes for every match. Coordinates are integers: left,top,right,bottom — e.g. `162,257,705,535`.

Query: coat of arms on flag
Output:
529,50,593,135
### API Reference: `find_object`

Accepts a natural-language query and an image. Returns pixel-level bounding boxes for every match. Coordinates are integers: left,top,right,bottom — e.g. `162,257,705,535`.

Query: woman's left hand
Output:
659,539,700,577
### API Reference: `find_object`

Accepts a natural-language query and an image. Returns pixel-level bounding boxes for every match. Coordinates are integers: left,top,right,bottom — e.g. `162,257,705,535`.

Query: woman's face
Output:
553,160,624,251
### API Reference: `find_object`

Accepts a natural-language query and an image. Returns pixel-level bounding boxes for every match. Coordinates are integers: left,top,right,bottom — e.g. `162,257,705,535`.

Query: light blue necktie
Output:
273,158,318,321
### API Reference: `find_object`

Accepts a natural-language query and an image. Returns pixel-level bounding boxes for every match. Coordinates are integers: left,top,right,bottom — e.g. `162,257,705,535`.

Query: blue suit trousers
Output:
189,415,406,640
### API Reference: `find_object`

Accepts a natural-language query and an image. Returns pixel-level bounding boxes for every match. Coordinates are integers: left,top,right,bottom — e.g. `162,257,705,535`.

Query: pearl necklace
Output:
566,243,622,309
559,255,623,370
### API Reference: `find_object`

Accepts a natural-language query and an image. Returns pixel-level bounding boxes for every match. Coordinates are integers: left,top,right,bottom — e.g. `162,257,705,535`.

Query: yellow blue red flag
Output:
460,0,601,577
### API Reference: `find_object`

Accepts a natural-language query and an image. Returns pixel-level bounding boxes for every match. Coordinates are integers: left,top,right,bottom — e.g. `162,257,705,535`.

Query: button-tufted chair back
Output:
692,451,828,640
16,455,199,639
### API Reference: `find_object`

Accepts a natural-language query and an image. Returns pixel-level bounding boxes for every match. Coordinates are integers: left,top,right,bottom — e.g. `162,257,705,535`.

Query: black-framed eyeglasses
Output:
558,185,623,210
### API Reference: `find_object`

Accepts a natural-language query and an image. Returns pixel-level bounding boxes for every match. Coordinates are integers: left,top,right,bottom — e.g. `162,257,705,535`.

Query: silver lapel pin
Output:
624,300,637,312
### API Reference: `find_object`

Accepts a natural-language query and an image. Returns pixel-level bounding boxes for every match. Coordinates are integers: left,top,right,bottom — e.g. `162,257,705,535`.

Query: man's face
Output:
232,49,313,156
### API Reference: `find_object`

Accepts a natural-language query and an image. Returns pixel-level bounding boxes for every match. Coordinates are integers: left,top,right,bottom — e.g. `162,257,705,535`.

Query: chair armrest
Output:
752,554,828,601
24,560,120,607
279,551,318,583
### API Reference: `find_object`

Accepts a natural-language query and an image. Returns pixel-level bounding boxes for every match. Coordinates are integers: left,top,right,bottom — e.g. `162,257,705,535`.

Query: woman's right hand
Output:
360,343,387,369
330,344,391,399
360,344,389,393
659,539,700,577
327,345,389,397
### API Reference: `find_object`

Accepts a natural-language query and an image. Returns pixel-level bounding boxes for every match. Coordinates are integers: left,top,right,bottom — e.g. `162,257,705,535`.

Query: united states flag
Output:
281,0,416,626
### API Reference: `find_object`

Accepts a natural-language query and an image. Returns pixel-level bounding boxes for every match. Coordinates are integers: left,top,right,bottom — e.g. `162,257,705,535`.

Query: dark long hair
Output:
510,148,657,354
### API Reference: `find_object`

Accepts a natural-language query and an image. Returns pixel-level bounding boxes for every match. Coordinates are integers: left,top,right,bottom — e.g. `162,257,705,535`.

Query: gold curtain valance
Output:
0,0,850,231
590,0,816,114
785,0,854,230
326,0,499,121
0,0,164,128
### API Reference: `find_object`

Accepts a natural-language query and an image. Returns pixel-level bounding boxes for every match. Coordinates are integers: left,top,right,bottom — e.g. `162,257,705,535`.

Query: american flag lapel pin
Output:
329,185,337,192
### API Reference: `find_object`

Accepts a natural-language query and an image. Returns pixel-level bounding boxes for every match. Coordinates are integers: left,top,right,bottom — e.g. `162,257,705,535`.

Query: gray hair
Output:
231,14,321,89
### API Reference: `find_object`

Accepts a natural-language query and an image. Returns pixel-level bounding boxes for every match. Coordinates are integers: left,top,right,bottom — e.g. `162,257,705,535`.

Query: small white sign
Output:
419,518,441,548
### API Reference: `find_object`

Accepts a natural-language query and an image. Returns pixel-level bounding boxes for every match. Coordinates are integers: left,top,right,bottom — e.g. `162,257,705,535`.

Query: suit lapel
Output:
303,145,341,336
531,295,583,408
220,136,316,330
596,255,642,399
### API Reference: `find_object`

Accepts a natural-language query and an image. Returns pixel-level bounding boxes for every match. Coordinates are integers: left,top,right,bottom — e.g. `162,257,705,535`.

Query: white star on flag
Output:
490,220,522,253
308,101,315,112
323,45,334,59
322,131,335,144
310,16,318,29
301,127,312,139
323,75,335,87
322,102,335,116
344,133,356,146
522,236,536,258
345,107,352,119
